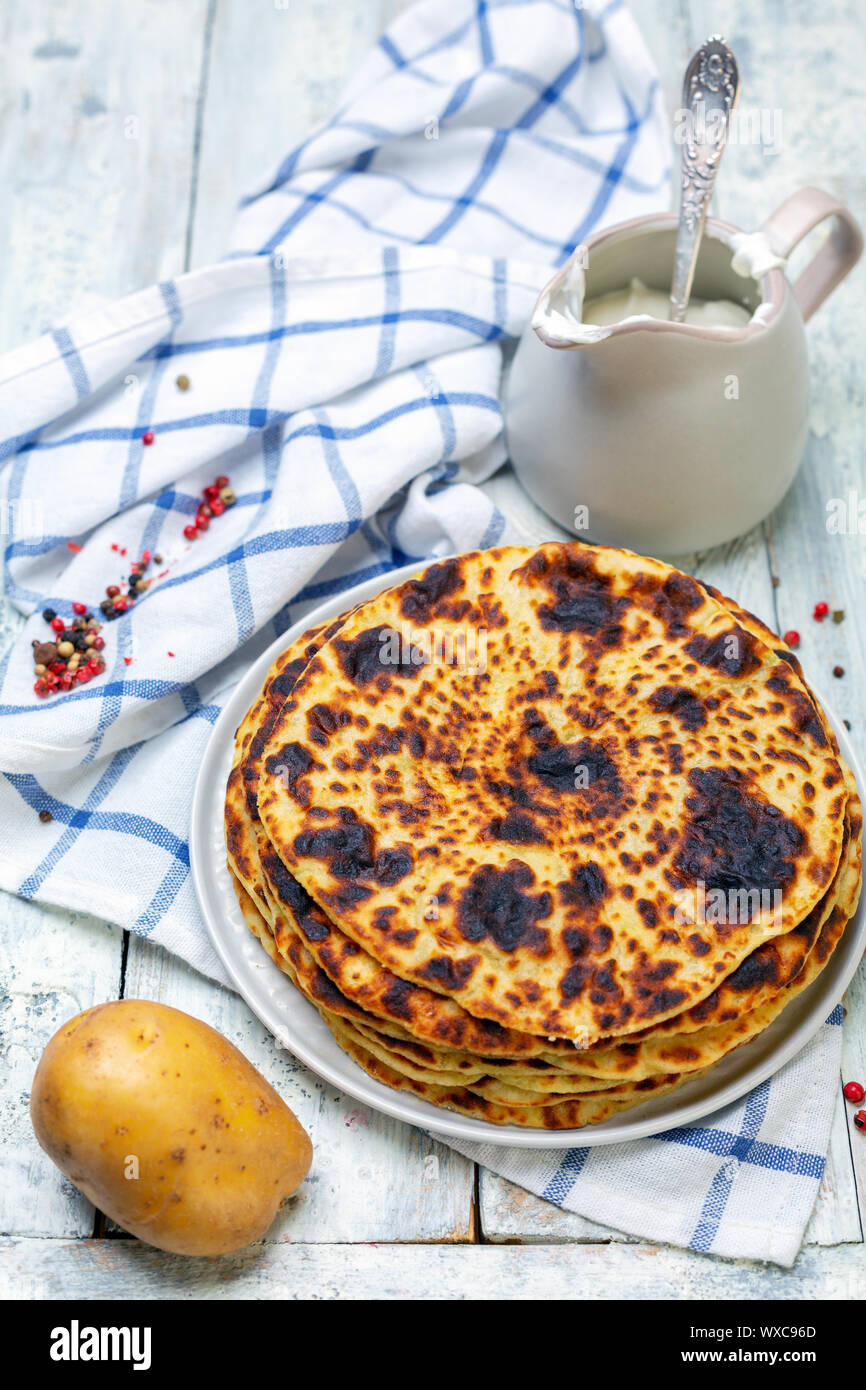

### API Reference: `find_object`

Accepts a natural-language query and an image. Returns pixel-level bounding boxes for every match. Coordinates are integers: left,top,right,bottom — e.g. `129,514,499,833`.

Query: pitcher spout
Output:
531,221,782,349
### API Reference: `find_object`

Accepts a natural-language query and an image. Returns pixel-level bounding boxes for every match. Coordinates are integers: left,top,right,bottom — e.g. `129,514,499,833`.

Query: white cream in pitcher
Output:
581,277,751,329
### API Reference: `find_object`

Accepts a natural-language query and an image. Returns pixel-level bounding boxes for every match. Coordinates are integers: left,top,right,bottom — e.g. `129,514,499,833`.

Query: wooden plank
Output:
840,966,866,1223
0,0,212,1243
121,938,475,1243
480,1085,859,1249
0,898,122,1237
188,0,413,267
0,0,211,352
479,1170,636,1245
688,0,866,1221
804,1088,862,1247
2,1235,863,1300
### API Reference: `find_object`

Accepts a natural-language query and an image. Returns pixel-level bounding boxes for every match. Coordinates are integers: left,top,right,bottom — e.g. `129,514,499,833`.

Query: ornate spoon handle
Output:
669,36,740,322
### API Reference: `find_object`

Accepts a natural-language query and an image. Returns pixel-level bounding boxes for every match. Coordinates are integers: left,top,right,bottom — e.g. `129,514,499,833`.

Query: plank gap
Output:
183,0,220,273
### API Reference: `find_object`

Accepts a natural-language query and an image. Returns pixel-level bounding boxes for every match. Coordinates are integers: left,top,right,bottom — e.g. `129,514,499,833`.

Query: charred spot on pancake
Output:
524,719,623,816
563,923,613,958
684,627,762,678
293,811,413,889
636,898,658,928
517,547,629,642
655,571,705,620
560,953,621,1007
765,674,828,747
418,954,479,991
265,852,315,915
380,978,416,1021
335,626,425,686
306,701,341,746
558,861,608,910
485,809,546,844
309,964,361,1013
399,559,464,622
391,928,418,946
674,767,805,912
687,933,711,957
630,569,705,639
372,905,398,931
635,982,688,1019
270,657,308,698
648,684,707,731
456,860,552,954
478,592,508,629
265,741,319,802
725,945,780,992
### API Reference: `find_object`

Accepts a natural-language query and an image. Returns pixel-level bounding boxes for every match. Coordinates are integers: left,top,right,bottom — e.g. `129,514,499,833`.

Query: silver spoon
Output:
669,36,740,322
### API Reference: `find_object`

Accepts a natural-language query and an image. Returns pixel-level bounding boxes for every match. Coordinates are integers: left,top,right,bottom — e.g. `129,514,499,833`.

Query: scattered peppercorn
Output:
844,719,852,731
813,601,829,621
31,607,106,697
153,553,162,564
855,1111,866,1132
39,809,53,824
142,430,155,446
176,374,190,391
783,629,800,648
184,474,234,540
833,665,845,678
42,608,56,623
832,609,845,624
844,1081,865,1104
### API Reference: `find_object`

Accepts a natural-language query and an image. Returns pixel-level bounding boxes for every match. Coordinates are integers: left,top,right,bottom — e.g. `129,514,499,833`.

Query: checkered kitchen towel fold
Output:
0,0,841,1265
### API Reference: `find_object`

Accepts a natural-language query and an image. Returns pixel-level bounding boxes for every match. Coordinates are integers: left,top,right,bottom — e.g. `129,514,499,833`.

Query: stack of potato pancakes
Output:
225,544,861,1129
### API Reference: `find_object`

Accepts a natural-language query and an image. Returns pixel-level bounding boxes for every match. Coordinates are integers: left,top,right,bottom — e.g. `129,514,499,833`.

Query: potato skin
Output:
30,999,313,1256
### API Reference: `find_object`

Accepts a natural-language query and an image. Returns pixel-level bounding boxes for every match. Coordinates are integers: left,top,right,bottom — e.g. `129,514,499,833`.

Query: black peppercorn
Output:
42,608,56,623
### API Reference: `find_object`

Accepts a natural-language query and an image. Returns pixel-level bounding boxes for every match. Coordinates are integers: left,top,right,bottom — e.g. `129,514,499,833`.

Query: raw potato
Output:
30,999,313,1256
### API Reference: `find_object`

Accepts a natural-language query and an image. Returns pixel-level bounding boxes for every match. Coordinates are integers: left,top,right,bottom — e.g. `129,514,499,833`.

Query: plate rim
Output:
190,560,866,1148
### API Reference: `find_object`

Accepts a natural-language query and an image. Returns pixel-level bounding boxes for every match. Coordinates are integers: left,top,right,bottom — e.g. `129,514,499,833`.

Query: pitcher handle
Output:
760,187,863,322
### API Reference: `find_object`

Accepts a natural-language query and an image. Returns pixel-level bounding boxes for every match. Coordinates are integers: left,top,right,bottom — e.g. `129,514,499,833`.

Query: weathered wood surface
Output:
2,1237,864,1301
0,0,864,1295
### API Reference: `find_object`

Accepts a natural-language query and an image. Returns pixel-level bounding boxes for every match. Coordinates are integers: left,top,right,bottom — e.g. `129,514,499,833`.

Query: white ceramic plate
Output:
191,562,865,1148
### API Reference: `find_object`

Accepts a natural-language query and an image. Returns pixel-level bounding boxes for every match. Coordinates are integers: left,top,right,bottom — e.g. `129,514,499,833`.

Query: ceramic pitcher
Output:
505,188,862,554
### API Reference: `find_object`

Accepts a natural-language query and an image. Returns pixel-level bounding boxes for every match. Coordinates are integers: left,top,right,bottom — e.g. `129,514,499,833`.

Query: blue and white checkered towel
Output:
0,0,842,1266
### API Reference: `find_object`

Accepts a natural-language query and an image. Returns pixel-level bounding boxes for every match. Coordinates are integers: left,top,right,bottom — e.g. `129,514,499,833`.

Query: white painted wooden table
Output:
1,0,864,1300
